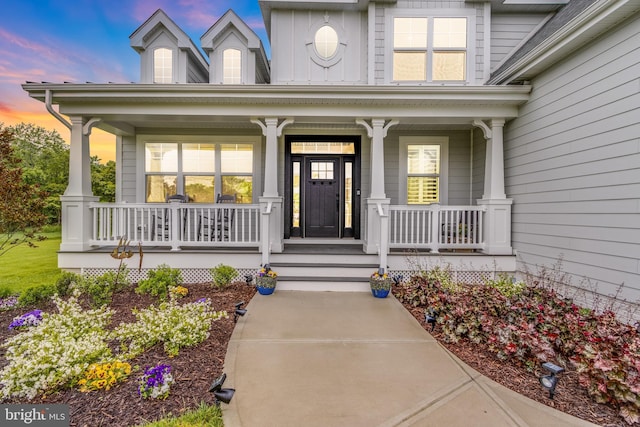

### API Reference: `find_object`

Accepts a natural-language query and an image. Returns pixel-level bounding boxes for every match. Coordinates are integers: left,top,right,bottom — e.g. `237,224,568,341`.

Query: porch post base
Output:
59,195,100,252
363,198,390,255
477,198,513,256
260,196,284,255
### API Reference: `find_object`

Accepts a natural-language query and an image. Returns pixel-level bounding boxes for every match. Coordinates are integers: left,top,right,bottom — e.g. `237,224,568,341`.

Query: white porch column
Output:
60,116,99,252
251,118,292,258
356,119,397,260
474,118,513,255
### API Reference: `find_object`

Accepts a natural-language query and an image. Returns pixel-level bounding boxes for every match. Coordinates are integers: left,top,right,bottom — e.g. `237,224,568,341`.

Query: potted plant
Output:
255,265,277,295
369,270,391,298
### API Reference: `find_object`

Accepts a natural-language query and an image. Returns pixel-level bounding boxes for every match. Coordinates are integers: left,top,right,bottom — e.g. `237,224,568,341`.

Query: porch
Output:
57,201,517,290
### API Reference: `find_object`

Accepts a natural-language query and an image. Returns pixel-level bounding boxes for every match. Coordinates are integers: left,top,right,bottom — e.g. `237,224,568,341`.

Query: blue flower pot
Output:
371,288,390,298
257,285,275,295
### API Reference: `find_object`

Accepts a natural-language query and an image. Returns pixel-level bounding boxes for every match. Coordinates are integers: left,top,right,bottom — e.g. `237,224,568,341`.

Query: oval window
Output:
314,25,338,59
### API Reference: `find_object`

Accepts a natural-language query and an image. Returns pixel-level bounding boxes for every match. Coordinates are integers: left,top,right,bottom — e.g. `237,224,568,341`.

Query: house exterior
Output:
22,1,640,302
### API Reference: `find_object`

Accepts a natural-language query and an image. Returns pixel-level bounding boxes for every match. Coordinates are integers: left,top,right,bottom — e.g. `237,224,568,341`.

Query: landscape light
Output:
209,373,236,405
425,308,437,332
244,275,253,285
539,362,564,399
393,275,403,285
234,301,247,323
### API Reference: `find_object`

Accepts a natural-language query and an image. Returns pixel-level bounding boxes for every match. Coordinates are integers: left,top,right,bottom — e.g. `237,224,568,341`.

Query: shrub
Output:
18,283,57,306
112,299,227,359
484,273,526,298
55,271,83,296
79,269,130,308
210,264,237,289
0,285,14,299
394,276,640,424
0,296,113,400
136,264,182,301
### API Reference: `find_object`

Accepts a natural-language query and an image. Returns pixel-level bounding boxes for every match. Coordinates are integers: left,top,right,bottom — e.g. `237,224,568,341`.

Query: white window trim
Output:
222,48,242,84
152,47,175,84
399,136,449,205
305,18,348,68
385,9,475,84
136,135,262,203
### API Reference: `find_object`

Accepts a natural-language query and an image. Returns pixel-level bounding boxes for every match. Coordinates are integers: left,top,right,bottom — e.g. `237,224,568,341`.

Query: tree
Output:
91,158,116,202
5,123,69,224
0,129,47,256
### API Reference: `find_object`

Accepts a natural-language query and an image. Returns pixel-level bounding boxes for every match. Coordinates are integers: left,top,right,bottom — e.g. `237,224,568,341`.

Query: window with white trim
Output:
399,137,448,204
223,49,242,84
144,142,254,203
153,48,173,83
392,16,467,82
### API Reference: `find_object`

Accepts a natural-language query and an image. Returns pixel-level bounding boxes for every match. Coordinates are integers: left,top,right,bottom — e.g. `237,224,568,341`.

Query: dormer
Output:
130,9,209,84
200,10,270,84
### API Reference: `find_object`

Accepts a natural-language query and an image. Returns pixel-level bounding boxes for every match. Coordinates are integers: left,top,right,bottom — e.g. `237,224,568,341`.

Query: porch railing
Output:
389,205,485,252
90,202,261,249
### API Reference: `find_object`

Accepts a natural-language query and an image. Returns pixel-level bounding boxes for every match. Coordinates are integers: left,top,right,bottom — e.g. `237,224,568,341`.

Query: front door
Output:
285,136,360,239
305,158,340,237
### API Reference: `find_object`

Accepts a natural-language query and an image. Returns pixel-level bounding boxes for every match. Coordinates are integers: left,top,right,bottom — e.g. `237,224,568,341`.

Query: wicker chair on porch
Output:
197,194,236,241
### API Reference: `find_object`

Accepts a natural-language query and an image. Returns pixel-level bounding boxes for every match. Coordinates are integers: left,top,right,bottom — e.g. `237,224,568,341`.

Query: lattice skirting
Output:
388,270,494,285
82,268,259,284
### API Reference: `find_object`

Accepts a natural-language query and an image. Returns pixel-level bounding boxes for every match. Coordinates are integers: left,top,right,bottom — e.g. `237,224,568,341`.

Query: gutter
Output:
45,89,71,130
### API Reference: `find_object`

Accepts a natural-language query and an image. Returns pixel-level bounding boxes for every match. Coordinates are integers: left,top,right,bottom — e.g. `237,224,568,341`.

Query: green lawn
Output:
0,227,62,293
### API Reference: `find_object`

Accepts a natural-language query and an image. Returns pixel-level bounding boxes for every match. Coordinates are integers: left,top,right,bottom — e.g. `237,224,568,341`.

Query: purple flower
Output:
0,296,18,311
9,310,43,330
138,364,174,399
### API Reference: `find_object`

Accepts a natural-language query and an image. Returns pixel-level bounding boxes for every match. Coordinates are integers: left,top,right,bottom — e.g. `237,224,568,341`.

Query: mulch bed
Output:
0,282,255,427
398,294,632,427
0,283,634,426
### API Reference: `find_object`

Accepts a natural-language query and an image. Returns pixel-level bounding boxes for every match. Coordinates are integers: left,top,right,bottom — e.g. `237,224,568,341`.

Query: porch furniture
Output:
152,194,189,241
198,194,236,241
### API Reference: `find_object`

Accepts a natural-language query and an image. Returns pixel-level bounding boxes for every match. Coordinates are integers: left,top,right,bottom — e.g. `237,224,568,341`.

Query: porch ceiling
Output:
23,83,531,135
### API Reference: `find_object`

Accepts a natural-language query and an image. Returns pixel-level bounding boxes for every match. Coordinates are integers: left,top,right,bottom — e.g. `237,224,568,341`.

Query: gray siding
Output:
490,14,547,72
121,135,137,203
270,10,367,84
504,15,640,302
374,1,483,84
472,128,485,202
384,130,473,205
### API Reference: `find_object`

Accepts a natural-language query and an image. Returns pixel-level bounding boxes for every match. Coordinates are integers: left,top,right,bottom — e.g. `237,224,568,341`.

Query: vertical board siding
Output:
270,10,366,84
505,16,640,302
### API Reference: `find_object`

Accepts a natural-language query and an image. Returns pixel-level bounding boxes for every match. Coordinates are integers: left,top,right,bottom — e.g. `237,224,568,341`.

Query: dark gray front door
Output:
304,158,340,237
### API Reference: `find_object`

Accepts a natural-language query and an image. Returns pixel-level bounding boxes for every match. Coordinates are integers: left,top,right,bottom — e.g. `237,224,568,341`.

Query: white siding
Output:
490,14,548,72
504,15,640,302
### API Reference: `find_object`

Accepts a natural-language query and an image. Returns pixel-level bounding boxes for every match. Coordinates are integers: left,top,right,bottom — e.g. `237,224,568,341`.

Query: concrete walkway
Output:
222,291,598,427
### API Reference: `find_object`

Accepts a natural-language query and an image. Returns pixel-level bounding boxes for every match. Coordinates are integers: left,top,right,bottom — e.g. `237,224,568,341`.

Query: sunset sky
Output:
0,0,267,162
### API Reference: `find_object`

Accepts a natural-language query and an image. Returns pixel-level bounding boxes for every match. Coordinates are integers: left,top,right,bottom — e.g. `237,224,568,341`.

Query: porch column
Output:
60,116,99,251
251,118,293,258
474,119,513,255
356,119,398,261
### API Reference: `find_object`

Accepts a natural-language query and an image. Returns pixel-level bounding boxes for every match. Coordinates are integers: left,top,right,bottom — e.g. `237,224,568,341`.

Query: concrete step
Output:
271,264,376,279
276,280,370,292
270,253,378,265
